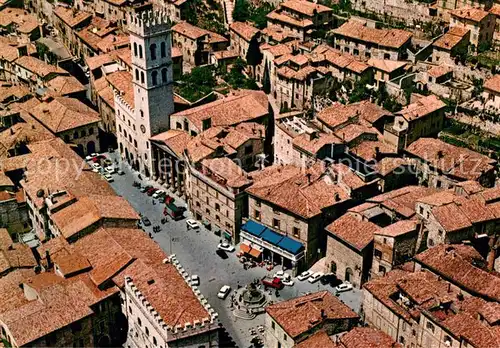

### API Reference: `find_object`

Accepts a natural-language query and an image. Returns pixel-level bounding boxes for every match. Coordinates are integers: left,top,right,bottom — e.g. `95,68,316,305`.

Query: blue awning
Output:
278,236,304,254
242,220,304,255
261,229,283,245
241,220,267,237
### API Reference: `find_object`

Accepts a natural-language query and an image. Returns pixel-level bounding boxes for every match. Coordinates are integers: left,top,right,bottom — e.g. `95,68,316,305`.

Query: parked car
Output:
85,155,93,161
103,173,114,182
273,270,285,279
146,187,158,196
91,162,101,170
216,249,228,259
261,276,284,289
105,166,115,174
186,219,200,229
217,242,235,252
140,185,152,193
297,271,312,281
117,169,125,175
308,272,324,283
152,190,165,199
141,216,151,226
217,285,231,299
190,275,200,286
335,281,353,293
321,273,341,287
281,274,294,286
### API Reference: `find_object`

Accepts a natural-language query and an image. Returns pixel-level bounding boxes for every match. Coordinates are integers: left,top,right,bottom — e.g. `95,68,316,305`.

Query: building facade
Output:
115,11,174,176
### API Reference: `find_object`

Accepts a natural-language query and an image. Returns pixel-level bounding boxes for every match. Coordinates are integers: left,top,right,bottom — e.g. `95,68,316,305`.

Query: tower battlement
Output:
127,10,171,37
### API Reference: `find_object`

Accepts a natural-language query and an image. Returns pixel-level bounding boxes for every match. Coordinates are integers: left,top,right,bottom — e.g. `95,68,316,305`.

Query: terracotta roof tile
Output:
46,75,85,97
50,195,139,239
230,21,259,41
326,213,379,250
292,131,341,155
433,28,469,50
15,56,68,78
201,157,251,188
484,74,500,93
172,21,227,43
0,8,38,34
427,65,453,78
368,58,407,73
450,7,490,22
281,0,333,16
31,97,100,133
267,10,314,28
340,327,400,348
318,101,390,130
368,186,437,218
265,291,359,338
106,70,134,107
53,7,91,28
247,163,349,218
397,95,446,121
172,90,268,131
150,129,192,158
415,244,500,302
376,220,418,238
334,20,412,49
351,141,397,162
295,330,337,348
406,138,496,181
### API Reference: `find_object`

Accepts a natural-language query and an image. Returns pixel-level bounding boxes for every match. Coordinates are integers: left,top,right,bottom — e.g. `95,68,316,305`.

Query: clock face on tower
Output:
140,125,146,134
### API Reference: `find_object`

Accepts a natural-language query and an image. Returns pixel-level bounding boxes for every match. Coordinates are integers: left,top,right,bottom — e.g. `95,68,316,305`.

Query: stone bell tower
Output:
127,10,174,176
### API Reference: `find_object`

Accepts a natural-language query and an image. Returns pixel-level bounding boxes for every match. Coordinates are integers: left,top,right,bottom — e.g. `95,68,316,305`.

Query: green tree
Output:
349,76,371,103
250,3,274,29
262,63,271,94
233,0,251,22
246,36,262,77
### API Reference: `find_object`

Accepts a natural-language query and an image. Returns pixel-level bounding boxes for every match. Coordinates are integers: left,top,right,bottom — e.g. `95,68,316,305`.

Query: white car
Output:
105,166,115,174
273,270,285,279
186,219,200,229
91,162,101,170
335,282,353,293
91,153,99,157
217,285,231,299
281,274,294,286
152,190,165,199
217,242,235,252
85,155,93,161
103,173,114,182
308,272,324,283
117,169,125,175
297,271,313,281
190,275,200,286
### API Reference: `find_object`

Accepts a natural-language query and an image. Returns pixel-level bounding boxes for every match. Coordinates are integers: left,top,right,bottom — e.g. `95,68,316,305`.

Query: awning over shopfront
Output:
241,220,305,256
240,242,262,258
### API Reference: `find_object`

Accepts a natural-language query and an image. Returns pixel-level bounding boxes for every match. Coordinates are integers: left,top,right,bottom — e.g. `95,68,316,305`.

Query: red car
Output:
261,276,284,290
147,188,158,196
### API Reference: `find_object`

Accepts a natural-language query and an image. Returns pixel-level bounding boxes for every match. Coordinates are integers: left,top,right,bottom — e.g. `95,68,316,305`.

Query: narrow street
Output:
106,154,362,347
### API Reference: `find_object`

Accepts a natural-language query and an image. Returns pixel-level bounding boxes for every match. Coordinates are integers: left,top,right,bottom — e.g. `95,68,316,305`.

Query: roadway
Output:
106,154,361,347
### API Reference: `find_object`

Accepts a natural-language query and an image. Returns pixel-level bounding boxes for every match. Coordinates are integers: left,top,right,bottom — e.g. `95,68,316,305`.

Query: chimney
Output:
46,250,52,269
320,309,326,319
437,150,444,159
334,192,340,201
306,172,312,184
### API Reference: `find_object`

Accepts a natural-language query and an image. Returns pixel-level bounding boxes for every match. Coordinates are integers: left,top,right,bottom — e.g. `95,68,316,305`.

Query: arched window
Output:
88,127,93,135
161,68,167,83
133,42,137,57
80,129,86,137
139,44,143,59
140,110,144,118
138,318,142,327
150,43,157,60
160,42,166,58
152,71,158,86
73,131,79,139
145,327,149,336
140,71,145,84
135,69,139,81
